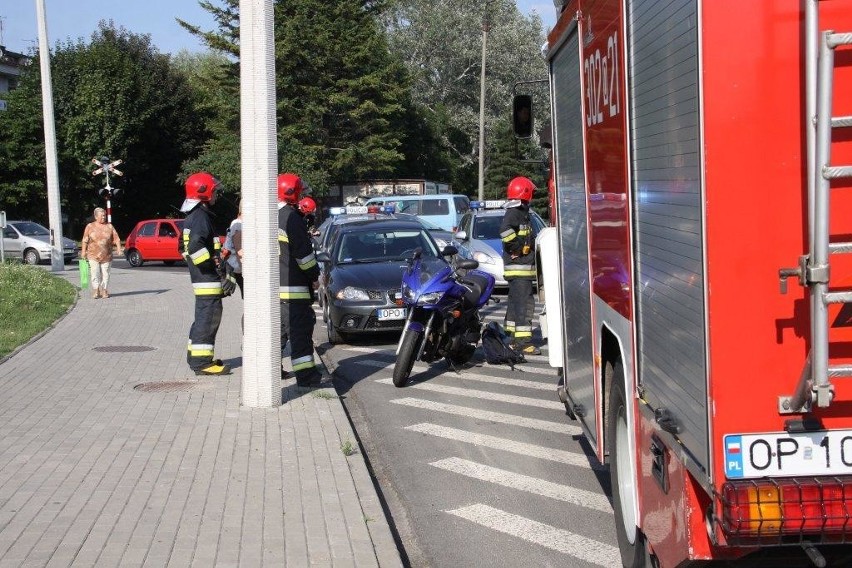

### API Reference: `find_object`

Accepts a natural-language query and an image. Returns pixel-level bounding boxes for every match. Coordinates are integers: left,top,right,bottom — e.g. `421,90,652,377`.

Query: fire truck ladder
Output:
780,1,852,413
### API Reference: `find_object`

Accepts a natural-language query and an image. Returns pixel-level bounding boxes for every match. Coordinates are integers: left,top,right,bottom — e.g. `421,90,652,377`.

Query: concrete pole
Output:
239,0,281,407
34,0,64,271
477,7,490,202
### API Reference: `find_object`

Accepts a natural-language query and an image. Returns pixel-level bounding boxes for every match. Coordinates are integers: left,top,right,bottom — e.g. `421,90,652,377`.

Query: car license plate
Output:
724,429,852,479
377,307,406,321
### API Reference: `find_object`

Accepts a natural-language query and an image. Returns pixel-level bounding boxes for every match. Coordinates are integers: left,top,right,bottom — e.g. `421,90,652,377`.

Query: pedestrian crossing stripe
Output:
377,379,558,410
430,457,613,513
406,423,604,470
391,398,582,435
360,362,553,391
446,504,620,568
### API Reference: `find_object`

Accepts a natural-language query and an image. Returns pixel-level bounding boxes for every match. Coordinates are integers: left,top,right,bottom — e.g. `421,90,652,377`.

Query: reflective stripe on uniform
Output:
504,264,536,277
291,354,316,372
190,248,211,265
187,341,214,357
193,282,224,296
278,230,289,243
514,325,533,338
298,252,317,271
279,285,311,300
500,228,516,242
182,228,191,254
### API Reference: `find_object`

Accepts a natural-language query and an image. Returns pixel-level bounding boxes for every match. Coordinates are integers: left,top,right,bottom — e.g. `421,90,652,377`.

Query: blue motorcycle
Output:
393,246,496,387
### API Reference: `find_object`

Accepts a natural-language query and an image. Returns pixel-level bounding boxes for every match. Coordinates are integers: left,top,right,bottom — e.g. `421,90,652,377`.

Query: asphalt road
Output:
318,295,621,568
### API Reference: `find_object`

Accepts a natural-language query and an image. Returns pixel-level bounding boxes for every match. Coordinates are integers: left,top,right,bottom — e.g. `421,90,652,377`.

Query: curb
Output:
314,347,404,567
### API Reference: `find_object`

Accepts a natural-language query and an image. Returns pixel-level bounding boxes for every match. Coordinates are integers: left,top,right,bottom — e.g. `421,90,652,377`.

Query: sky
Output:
0,1,558,56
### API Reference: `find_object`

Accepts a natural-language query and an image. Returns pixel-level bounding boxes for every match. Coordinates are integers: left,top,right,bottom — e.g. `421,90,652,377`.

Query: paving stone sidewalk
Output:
0,263,401,567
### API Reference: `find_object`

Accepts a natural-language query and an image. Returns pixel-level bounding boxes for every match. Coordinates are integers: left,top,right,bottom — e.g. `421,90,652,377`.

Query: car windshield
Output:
394,213,443,232
336,228,438,263
472,216,502,240
12,222,49,237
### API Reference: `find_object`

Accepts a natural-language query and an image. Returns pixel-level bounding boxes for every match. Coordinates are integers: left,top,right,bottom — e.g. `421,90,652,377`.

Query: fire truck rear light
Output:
720,478,852,538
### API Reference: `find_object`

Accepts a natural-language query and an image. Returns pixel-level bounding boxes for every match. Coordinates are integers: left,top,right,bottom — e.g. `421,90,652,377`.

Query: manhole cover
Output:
133,381,214,393
94,346,156,353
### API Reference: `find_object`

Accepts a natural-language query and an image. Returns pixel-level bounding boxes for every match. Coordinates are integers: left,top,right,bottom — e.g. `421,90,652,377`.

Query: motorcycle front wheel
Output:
393,328,423,387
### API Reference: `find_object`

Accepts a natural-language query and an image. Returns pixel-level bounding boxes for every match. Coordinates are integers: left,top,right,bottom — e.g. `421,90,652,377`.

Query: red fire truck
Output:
533,1,852,566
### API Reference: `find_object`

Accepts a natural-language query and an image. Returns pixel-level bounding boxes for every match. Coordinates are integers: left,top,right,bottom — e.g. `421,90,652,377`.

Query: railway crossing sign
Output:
91,156,124,223
91,157,123,177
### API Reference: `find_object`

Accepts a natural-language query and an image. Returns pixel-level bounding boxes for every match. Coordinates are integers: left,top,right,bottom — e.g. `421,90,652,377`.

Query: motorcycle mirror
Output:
456,258,479,271
441,245,459,257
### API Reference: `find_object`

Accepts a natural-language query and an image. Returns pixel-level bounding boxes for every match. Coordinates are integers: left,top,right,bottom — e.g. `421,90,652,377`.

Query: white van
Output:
364,194,470,232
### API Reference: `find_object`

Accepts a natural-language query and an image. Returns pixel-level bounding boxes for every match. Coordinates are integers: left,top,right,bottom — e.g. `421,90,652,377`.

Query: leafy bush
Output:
0,262,76,358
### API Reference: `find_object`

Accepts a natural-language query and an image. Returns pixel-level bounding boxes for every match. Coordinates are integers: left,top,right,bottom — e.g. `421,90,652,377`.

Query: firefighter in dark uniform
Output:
500,176,541,355
180,172,230,375
278,173,322,387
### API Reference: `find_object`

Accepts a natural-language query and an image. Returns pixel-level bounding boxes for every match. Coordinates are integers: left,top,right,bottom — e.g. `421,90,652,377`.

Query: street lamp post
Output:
34,0,65,272
477,2,492,202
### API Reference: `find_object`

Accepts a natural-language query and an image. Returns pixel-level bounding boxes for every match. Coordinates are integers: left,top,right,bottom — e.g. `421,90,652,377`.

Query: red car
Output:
124,219,184,267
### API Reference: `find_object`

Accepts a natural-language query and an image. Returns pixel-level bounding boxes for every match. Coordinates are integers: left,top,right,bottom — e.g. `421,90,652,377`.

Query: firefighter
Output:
298,196,319,236
500,176,541,355
278,173,322,387
181,172,230,375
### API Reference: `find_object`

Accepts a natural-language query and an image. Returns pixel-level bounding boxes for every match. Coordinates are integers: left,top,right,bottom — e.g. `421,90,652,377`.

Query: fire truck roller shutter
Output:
551,22,597,446
627,0,709,470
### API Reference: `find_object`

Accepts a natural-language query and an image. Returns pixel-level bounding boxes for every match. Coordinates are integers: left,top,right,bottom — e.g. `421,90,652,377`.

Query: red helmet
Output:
298,197,317,215
182,172,220,212
506,176,536,202
277,173,305,204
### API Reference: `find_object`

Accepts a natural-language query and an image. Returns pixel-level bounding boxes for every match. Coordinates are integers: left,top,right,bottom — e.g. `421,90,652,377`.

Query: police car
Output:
316,205,456,254
454,200,547,287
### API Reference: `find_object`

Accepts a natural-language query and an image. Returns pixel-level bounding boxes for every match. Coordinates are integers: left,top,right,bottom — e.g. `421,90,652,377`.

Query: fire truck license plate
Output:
377,308,406,321
724,430,852,479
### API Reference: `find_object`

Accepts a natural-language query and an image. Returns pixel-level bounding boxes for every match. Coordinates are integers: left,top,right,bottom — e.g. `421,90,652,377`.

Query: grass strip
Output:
0,262,76,358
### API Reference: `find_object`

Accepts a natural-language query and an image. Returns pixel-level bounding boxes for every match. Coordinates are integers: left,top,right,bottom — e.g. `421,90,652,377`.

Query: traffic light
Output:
513,94,533,139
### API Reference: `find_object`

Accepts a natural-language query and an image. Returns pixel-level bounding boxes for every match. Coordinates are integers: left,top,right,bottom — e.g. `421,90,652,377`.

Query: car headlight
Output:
336,286,370,301
473,251,497,265
417,292,443,305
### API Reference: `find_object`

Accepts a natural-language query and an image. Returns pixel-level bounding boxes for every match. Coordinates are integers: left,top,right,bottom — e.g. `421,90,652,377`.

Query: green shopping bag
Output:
79,259,89,289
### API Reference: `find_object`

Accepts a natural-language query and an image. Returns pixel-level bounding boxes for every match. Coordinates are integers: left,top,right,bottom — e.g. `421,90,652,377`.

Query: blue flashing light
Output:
330,207,346,216
470,201,484,209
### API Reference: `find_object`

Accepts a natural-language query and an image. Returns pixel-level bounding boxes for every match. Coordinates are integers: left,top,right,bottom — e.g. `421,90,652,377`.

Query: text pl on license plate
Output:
724,429,852,479
377,307,406,321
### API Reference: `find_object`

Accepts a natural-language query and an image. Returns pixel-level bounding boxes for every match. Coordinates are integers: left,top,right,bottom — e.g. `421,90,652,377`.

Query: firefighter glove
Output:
220,262,237,297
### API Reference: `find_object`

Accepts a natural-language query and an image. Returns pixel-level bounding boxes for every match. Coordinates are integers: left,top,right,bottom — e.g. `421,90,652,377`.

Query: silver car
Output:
454,205,547,287
1,220,79,265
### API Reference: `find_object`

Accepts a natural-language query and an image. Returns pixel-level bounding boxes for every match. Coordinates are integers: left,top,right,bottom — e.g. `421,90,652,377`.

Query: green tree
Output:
384,0,548,195
485,119,548,216
0,23,205,235
180,0,413,197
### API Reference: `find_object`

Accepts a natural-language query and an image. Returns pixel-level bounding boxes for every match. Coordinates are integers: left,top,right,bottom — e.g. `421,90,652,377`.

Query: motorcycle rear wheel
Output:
393,329,423,387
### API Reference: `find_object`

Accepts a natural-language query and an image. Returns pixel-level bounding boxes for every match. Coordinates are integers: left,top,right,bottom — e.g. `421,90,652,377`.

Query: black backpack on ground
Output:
481,322,526,369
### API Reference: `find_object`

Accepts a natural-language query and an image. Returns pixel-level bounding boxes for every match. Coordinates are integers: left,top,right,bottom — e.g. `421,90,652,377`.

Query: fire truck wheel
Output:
607,361,646,567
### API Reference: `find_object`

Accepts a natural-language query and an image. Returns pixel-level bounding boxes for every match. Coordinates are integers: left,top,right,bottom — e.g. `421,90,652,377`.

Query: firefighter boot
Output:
516,343,541,356
195,361,231,376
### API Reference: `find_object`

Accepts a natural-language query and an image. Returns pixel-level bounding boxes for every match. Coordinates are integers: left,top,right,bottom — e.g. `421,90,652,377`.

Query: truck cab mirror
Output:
513,94,533,139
